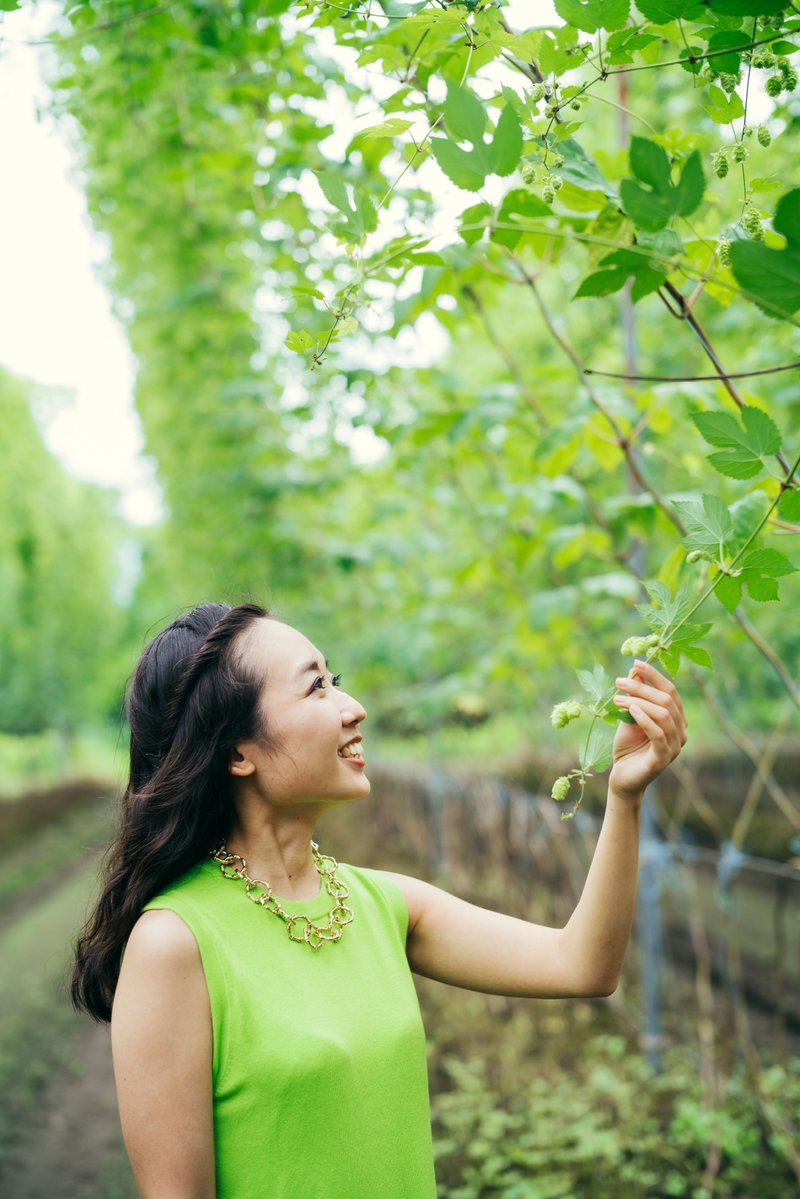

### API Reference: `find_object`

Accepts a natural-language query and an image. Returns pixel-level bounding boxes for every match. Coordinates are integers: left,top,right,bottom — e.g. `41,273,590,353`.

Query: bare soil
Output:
0,1002,135,1198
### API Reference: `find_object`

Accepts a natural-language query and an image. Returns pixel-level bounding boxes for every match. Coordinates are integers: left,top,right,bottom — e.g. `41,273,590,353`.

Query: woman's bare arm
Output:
382,659,687,1000
111,909,215,1199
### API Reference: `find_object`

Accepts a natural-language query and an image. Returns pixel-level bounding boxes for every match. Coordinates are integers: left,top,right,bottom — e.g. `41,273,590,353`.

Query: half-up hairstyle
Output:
72,601,273,1022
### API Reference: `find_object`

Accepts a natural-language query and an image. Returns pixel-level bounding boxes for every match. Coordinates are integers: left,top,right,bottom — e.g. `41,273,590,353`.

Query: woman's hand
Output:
609,658,688,803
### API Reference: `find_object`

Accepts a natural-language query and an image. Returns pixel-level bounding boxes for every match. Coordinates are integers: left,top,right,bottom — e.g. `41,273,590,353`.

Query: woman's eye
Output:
310,672,341,694
331,673,342,688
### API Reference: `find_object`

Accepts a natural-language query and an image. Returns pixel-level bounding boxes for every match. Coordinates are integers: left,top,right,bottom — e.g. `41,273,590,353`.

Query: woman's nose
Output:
340,690,367,725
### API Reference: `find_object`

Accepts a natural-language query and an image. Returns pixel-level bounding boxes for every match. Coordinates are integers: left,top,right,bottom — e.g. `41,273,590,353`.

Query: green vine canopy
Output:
44,0,800,816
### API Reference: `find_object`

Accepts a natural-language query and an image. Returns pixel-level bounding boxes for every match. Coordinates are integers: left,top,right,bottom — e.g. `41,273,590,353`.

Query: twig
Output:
660,281,800,487
584,360,800,383
508,250,687,537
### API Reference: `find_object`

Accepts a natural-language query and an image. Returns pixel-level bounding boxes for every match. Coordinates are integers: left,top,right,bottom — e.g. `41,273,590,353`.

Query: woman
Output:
72,601,688,1198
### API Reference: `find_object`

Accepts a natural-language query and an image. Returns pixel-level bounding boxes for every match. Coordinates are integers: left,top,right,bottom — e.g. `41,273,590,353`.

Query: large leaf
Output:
620,138,705,231
730,189,800,319
575,247,667,301
672,494,733,555
554,140,618,200
635,0,704,21
691,405,782,479
704,85,745,125
554,0,630,32
431,85,522,191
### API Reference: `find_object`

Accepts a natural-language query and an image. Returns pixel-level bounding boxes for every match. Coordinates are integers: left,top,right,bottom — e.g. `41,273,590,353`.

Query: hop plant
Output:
766,75,783,98
686,549,705,563
712,149,729,178
757,125,772,147
732,142,748,164
761,51,777,70
521,162,536,185
780,65,798,91
551,776,571,802
718,238,733,267
531,83,545,104
550,700,582,729
742,203,764,241
719,72,740,94
619,633,660,658
542,181,555,204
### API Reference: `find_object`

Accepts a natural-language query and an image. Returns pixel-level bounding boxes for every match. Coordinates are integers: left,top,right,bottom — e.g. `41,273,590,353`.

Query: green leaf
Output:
673,494,733,553
714,573,743,611
730,189,800,319
492,189,549,249
681,644,713,669
744,575,779,601
432,97,521,191
554,140,617,199
741,548,797,578
351,118,414,143
459,200,492,245
691,406,781,456
491,105,523,176
780,488,800,522
430,138,486,191
630,137,672,192
706,30,752,75
580,722,614,772
443,82,487,144
619,180,672,231
315,171,351,216
576,662,610,703
674,151,705,216
657,646,682,675
284,329,317,353
621,139,705,231
554,0,630,32
706,451,764,480
575,247,666,301
707,0,785,13
669,622,712,646
634,0,703,22
704,85,745,125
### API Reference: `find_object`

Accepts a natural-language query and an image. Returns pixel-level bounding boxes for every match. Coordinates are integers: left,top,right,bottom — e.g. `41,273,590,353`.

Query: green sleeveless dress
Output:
141,856,437,1198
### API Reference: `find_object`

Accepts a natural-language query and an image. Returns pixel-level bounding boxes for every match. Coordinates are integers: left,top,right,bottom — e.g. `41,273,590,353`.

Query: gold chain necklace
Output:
209,840,354,950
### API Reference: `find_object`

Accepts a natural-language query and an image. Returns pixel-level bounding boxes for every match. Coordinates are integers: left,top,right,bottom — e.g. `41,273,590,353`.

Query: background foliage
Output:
1,1,799,1193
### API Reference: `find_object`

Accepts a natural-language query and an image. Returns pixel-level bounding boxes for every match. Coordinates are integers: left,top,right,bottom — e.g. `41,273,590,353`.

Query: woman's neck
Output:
224,798,326,901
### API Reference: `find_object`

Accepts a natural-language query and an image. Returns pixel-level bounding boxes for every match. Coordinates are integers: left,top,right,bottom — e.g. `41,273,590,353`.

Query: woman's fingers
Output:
617,694,686,753
617,658,688,739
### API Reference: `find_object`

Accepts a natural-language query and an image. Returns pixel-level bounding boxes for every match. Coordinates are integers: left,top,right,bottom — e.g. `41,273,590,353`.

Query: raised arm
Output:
111,909,216,1199
382,659,687,999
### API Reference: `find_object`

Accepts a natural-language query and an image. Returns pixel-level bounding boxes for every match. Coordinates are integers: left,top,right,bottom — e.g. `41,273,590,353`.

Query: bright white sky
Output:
0,1,555,525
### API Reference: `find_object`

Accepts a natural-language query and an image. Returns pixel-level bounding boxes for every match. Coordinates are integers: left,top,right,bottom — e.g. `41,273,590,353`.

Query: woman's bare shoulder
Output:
124,908,201,969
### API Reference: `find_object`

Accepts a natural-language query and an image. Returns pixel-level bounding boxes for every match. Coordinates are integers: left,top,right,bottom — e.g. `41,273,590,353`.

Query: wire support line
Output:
584,361,800,383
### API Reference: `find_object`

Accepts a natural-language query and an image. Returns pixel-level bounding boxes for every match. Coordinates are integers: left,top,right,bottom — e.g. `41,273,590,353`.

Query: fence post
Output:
637,780,665,1073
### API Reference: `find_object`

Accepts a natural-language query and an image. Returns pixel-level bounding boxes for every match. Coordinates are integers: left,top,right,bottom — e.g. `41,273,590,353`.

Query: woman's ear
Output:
229,747,256,777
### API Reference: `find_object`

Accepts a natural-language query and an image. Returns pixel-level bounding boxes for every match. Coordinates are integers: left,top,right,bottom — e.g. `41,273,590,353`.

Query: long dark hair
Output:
71,601,272,1022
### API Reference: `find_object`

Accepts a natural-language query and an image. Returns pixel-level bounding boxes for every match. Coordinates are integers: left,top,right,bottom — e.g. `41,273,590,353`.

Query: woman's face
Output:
232,618,370,808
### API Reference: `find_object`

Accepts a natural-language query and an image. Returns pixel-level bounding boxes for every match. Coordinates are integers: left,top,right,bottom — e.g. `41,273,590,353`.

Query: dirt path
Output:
0,1013,135,1199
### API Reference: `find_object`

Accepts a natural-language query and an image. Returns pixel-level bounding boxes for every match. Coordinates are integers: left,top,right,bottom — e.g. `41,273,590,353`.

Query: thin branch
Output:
584,360,800,383
732,609,800,708
507,249,687,537
660,281,800,488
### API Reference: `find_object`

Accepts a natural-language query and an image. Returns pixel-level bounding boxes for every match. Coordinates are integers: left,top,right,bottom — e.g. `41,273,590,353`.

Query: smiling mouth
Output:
338,743,364,760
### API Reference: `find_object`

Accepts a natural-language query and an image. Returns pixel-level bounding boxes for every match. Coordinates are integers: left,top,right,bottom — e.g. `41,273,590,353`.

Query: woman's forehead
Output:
242,619,322,681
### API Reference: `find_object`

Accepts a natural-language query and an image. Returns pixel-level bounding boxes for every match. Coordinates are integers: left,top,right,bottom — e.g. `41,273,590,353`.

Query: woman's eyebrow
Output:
296,657,329,680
